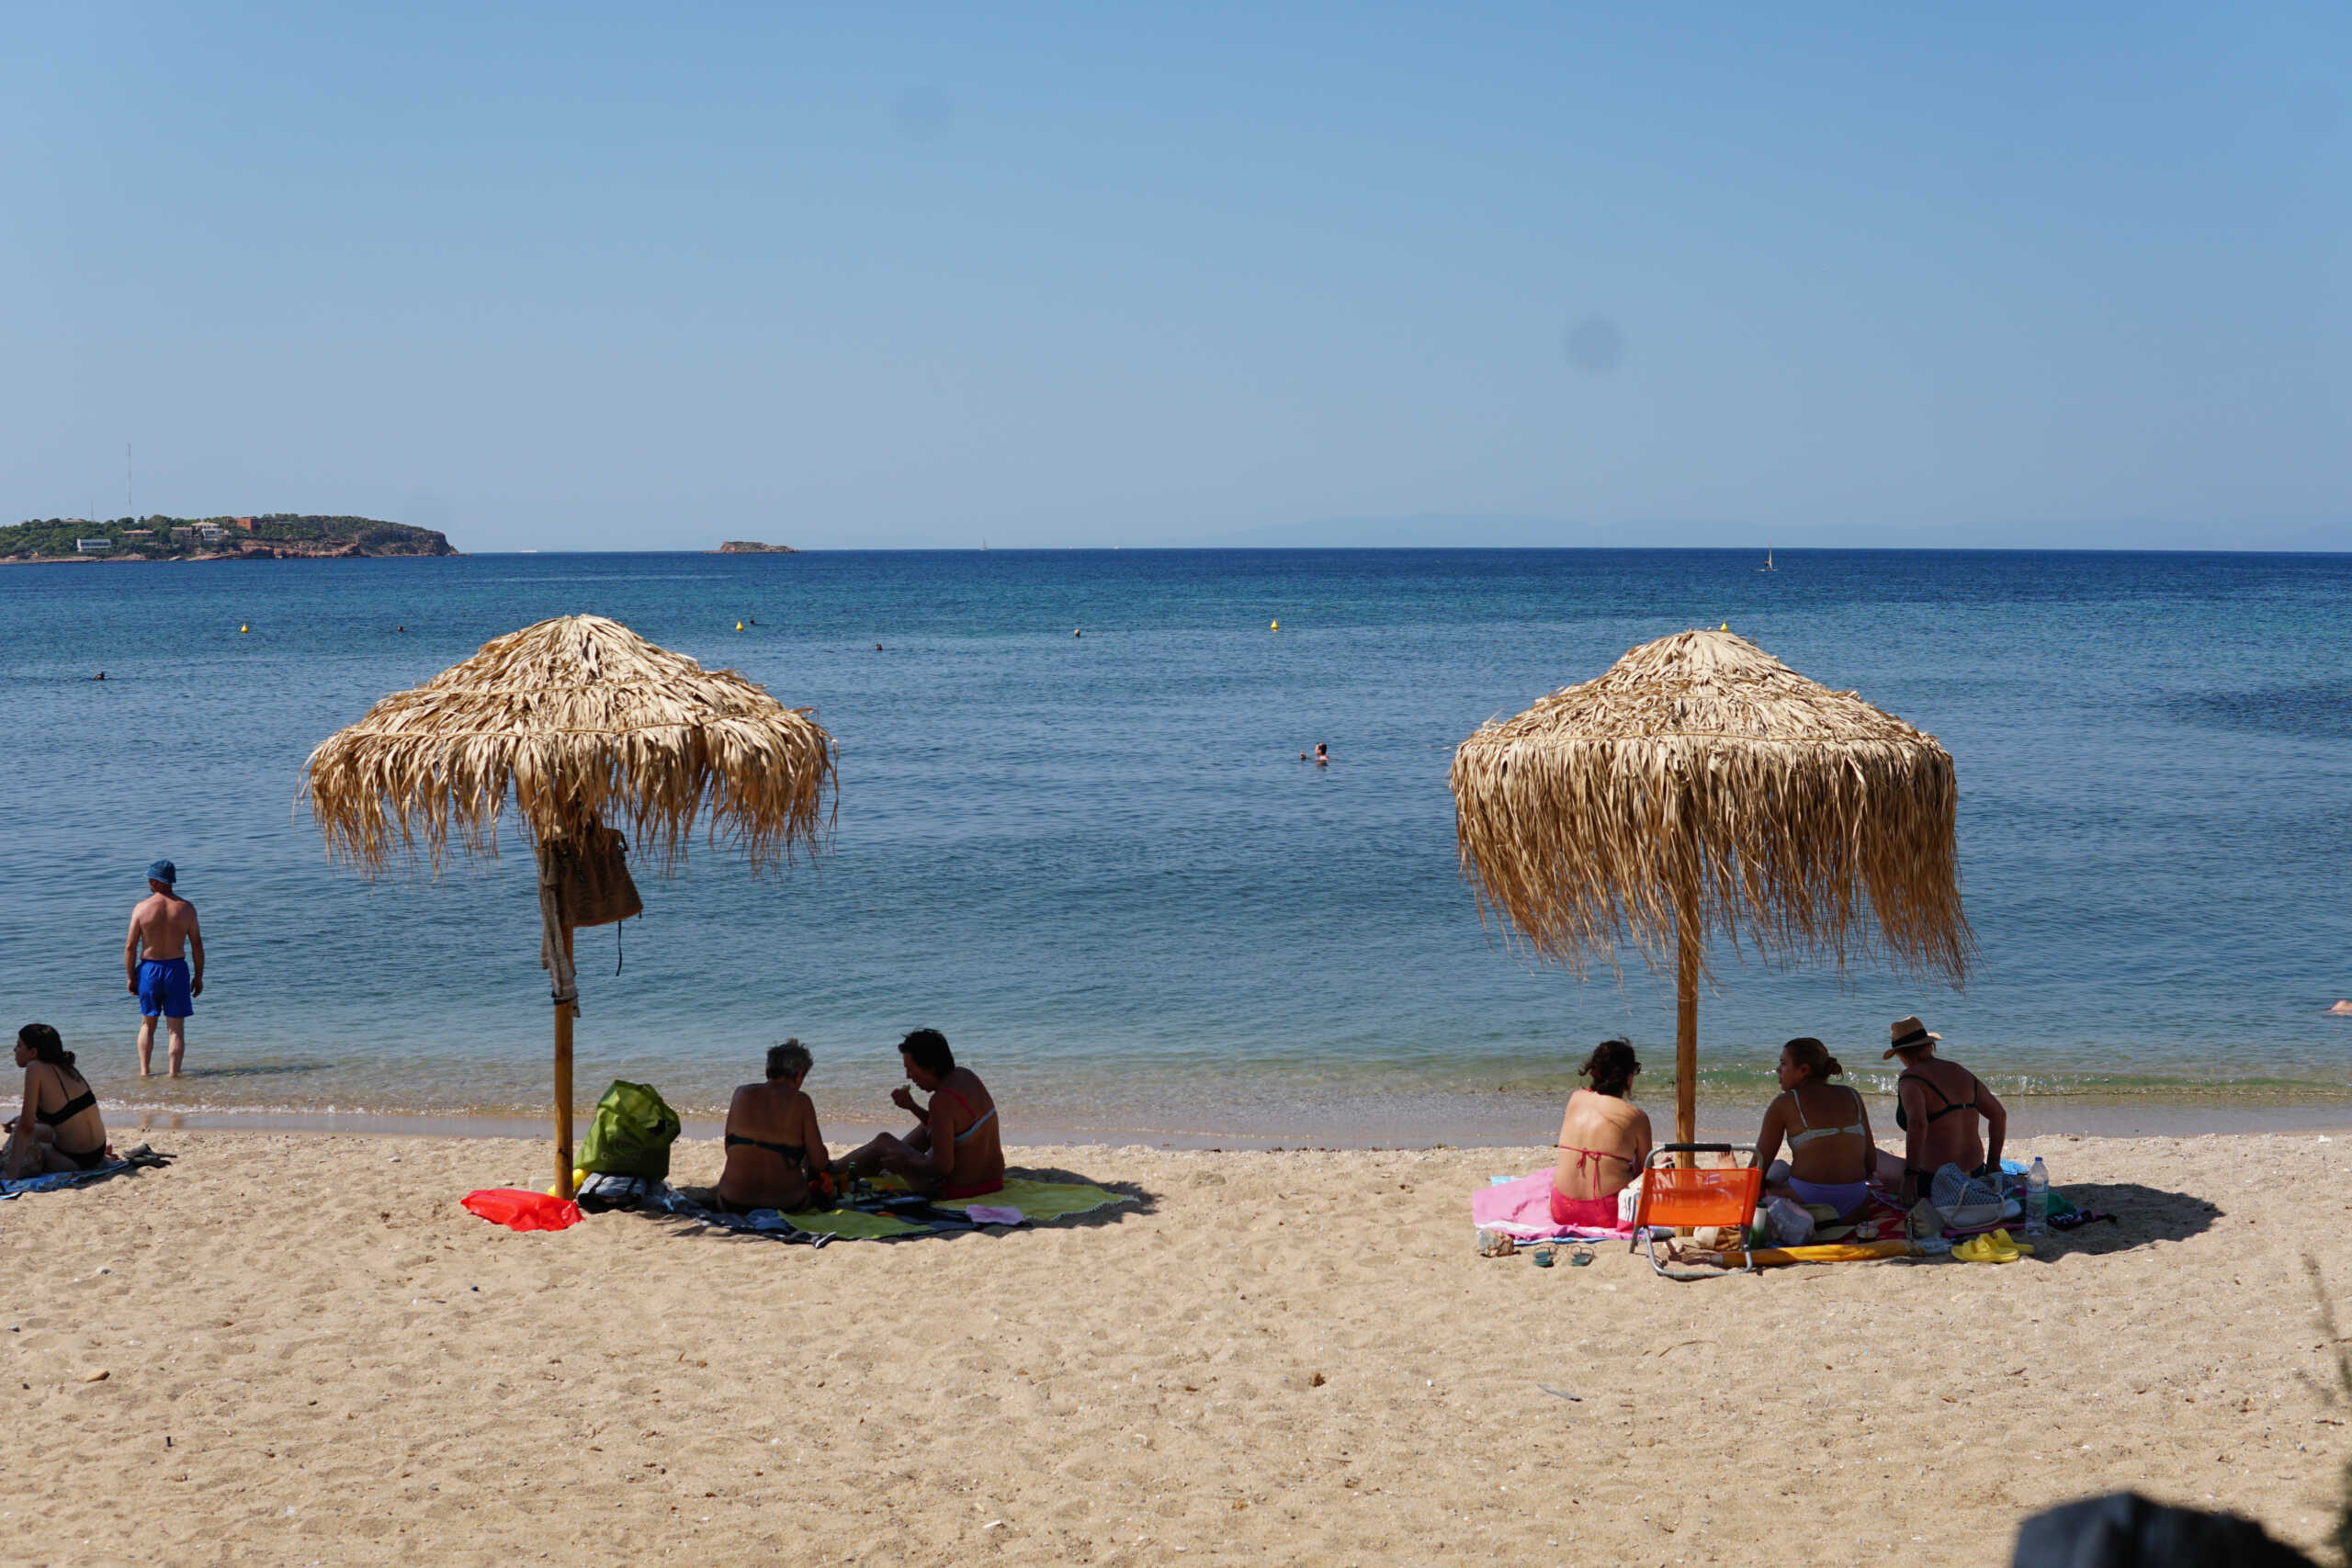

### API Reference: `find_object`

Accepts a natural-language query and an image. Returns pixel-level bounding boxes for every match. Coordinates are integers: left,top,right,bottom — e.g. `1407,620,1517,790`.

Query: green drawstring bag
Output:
578,1079,682,1181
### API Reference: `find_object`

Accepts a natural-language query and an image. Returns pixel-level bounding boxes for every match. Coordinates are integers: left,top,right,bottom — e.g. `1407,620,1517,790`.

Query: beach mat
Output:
872,1174,1133,1225
779,1206,922,1240
1473,1168,1634,1242
0,1145,174,1198
934,1176,1131,1223
649,1189,839,1245
656,1174,1133,1244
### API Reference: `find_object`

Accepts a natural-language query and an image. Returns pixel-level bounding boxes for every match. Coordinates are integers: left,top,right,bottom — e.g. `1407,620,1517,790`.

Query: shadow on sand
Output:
2040,1179,2218,1256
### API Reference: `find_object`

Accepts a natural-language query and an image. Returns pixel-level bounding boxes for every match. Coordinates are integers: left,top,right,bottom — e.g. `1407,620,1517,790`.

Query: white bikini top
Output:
1784,1085,1866,1150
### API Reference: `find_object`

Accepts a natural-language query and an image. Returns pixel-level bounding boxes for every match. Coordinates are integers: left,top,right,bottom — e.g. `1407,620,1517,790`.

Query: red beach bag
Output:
461,1188,583,1232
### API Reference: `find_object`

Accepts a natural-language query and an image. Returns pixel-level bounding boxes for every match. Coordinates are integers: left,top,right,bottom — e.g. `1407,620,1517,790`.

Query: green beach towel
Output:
870,1175,1132,1223
791,1176,1132,1240
778,1206,924,1240
933,1176,1130,1222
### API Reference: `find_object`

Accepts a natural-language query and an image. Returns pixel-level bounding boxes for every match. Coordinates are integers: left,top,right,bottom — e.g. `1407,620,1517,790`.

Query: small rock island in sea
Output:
712,540,797,554
0,513,458,562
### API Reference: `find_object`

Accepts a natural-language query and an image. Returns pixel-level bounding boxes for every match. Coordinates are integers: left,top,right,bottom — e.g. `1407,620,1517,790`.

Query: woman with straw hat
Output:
1885,1015,2007,1206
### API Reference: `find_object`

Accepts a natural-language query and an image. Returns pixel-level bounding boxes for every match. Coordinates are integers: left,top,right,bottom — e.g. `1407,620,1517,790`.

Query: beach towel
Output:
0,1146,174,1197
641,1189,842,1244
925,1177,1130,1224
0,1168,119,1196
650,1174,1130,1245
775,1204,919,1240
1473,1168,1635,1241
796,1175,1132,1239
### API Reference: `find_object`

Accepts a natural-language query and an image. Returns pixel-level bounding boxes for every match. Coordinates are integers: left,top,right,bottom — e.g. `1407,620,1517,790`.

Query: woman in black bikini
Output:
1883,1014,2006,1206
715,1039,828,1213
6,1024,107,1178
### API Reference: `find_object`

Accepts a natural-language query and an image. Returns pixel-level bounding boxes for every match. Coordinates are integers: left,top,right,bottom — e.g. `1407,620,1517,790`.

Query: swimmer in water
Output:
875,643,884,651
1315,742,1328,766
92,671,106,682
2330,1000,2352,1016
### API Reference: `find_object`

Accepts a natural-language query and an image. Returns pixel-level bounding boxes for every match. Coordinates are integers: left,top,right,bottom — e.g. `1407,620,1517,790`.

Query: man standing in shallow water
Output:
125,859,203,1077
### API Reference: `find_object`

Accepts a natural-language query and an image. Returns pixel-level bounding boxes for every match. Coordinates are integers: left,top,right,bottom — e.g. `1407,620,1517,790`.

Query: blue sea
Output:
4,548,2348,1143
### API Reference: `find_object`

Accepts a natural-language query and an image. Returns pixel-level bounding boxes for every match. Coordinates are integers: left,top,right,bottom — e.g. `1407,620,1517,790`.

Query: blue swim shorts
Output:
137,958,193,1019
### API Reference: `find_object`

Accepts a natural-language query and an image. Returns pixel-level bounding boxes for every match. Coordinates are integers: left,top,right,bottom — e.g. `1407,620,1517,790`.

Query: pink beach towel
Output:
1471,1169,1635,1242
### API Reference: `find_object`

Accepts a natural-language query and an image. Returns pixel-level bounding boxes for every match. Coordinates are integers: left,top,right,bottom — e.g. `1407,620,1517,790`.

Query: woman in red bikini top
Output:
1548,1038,1652,1228
833,1028,1005,1201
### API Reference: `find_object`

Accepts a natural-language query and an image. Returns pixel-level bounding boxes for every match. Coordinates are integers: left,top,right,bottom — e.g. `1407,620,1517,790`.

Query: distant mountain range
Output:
0,514,458,562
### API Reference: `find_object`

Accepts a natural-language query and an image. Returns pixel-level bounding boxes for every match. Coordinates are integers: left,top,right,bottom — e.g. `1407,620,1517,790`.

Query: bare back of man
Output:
125,874,203,1077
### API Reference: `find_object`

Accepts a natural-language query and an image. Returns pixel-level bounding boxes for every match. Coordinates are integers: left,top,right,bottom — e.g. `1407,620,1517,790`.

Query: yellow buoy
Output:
1720,622,1728,631
735,621,744,631
1270,620,1279,632
239,624,249,634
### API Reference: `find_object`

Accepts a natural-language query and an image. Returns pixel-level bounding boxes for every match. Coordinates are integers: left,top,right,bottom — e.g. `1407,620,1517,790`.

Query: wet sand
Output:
8,1129,2350,1566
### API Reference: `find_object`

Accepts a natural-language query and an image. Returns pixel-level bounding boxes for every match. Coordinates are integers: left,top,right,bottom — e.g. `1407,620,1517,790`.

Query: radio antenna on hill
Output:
126,442,132,519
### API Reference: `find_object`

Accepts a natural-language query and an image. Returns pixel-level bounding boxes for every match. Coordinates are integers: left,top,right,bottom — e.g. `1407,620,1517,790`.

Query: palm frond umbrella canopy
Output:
1449,628,1973,1145
301,615,836,1196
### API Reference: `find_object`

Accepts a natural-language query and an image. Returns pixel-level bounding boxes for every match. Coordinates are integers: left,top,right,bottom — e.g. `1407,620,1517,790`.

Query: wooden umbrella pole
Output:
554,920,575,1200
1675,905,1699,1156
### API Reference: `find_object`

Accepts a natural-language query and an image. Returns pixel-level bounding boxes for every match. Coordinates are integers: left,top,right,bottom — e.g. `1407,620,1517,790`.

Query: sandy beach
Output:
8,1129,2350,1567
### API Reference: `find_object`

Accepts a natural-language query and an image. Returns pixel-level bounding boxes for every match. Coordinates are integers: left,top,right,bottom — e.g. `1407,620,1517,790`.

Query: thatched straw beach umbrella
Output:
301,615,835,1196
1450,628,1972,1146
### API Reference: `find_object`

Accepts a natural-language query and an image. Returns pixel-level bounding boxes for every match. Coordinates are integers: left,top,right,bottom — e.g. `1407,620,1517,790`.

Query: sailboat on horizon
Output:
1758,547,1777,572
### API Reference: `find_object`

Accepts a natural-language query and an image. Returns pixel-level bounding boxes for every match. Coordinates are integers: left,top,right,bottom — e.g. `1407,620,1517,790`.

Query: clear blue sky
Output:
4,2,2346,550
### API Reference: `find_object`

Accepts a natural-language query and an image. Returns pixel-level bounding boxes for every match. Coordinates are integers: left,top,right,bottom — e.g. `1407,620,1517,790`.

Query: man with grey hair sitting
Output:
715,1039,829,1213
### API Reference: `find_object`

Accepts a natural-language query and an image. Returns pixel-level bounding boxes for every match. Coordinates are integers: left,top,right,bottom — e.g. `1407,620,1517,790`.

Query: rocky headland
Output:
0,514,458,563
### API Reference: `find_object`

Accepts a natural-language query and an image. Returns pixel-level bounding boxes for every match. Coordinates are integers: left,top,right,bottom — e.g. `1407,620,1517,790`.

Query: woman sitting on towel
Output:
1884,1014,2007,1207
833,1029,1004,1201
1755,1037,1880,1218
5,1024,108,1178
715,1039,829,1213
1549,1038,1651,1228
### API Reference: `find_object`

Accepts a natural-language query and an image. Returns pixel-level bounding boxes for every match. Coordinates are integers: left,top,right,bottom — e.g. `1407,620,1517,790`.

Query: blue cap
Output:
146,859,176,886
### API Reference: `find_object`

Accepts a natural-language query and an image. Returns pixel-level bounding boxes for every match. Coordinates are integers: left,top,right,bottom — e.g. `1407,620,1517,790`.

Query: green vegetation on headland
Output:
712,540,797,553
1,513,458,562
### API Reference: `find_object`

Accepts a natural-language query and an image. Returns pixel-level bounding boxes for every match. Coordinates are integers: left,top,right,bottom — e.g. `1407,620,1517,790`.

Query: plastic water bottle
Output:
2025,1157,2049,1235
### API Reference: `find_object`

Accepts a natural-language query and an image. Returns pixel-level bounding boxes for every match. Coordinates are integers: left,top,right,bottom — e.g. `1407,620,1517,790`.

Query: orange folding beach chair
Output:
1631,1144,1764,1280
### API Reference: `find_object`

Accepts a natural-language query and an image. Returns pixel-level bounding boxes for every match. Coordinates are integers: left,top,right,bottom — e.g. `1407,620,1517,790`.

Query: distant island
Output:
0,514,458,563
712,540,797,554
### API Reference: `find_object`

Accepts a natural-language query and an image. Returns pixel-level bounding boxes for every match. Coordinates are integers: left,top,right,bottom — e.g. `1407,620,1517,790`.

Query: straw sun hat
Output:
1882,1015,1941,1059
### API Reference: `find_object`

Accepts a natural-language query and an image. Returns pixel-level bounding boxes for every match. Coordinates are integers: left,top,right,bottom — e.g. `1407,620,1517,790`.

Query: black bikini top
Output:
37,1073,96,1128
1894,1070,1977,1134
725,1132,806,1163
